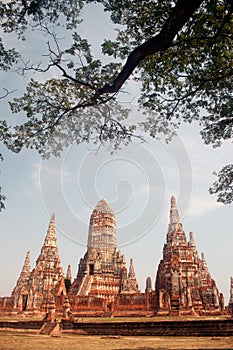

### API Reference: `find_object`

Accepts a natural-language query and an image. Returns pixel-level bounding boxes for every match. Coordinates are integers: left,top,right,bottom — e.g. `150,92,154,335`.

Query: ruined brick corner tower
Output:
155,196,223,316
228,277,233,315
11,213,66,315
11,250,31,313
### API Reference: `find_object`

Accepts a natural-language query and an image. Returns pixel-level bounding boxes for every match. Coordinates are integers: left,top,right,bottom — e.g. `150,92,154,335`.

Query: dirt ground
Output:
0,331,233,350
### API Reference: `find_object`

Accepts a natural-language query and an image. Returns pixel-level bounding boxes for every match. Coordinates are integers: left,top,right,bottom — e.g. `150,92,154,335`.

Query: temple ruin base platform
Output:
0,318,233,337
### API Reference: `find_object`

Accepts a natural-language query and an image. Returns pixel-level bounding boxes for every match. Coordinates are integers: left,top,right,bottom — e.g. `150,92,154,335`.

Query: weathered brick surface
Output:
0,320,43,329
10,214,66,314
0,319,232,336
69,199,140,300
155,196,223,316
0,197,229,318
61,319,233,336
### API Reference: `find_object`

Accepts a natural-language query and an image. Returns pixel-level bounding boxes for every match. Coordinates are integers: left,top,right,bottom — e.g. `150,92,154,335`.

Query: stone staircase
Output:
39,321,60,335
170,298,180,316
78,275,93,296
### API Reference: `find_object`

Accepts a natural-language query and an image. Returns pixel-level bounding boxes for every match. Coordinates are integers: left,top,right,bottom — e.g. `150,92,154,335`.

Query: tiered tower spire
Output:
128,258,136,279
169,196,180,231
34,213,62,277
189,231,196,247
145,276,153,294
120,258,140,294
43,213,57,247
11,214,66,314
200,253,210,279
167,196,186,246
88,199,117,249
127,258,140,293
19,251,31,279
70,199,140,298
155,195,222,316
66,264,72,281
228,277,233,313
12,251,31,302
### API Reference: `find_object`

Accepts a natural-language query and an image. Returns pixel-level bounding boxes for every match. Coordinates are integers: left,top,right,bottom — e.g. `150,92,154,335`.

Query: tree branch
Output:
0,88,17,100
93,0,204,100
55,62,96,90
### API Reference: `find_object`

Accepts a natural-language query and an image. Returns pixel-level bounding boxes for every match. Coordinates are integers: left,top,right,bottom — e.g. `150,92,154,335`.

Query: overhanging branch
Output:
93,0,204,100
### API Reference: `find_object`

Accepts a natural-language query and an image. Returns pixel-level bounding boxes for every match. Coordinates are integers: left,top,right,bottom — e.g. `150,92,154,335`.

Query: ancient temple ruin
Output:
11,214,67,314
0,197,227,317
155,196,224,315
68,199,141,314
228,277,233,314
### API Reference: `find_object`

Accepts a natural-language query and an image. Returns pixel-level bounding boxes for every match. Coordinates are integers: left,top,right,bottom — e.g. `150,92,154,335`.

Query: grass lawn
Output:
0,331,233,350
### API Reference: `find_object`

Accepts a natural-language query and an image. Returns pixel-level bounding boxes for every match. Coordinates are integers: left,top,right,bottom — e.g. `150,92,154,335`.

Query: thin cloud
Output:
32,161,72,189
184,194,221,221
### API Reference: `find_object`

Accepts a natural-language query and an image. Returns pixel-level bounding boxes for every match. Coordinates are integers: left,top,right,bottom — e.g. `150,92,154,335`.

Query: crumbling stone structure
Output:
228,277,233,315
0,197,227,317
155,196,223,316
69,199,140,314
11,214,67,315
70,200,140,298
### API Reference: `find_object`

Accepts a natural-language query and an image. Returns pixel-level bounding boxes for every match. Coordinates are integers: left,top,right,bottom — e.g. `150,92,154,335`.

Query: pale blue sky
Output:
0,3,232,304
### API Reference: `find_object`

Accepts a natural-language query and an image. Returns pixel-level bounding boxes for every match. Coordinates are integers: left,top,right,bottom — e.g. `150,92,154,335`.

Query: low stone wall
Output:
62,319,233,337
0,319,232,337
0,320,43,330
68,293,156,317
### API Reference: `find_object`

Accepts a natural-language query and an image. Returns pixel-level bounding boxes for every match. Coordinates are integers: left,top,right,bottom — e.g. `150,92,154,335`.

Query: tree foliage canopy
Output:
0,0,233,208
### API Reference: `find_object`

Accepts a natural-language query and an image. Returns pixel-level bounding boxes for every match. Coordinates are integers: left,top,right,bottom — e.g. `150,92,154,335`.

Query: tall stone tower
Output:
11,214,67,314
155,196,222,316
11,251,31,312
228,277,233,314
88,198,117,250
70,199,140,299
